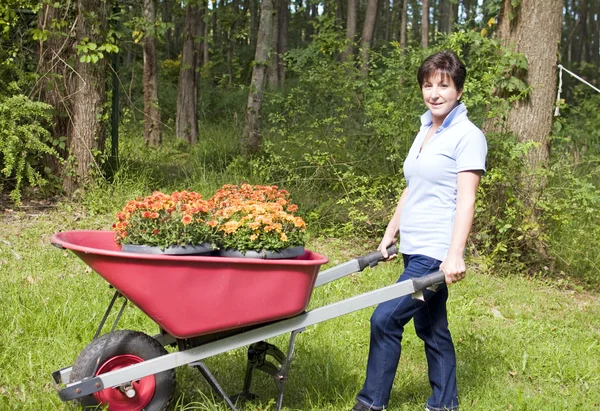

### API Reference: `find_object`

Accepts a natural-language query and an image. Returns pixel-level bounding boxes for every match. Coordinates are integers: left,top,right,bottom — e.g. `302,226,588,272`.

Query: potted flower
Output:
210,184,307,258
113,190,218,254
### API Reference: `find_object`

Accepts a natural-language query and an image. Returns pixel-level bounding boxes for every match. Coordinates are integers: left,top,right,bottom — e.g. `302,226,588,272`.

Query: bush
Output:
0,94,61,205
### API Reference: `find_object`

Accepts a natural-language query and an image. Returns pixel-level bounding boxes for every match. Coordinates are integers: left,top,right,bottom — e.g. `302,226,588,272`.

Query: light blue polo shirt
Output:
399,103,487,261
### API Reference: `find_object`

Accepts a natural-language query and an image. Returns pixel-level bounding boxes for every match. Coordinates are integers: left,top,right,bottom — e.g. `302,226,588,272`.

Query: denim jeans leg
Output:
356,254,442,410
414,284,459,410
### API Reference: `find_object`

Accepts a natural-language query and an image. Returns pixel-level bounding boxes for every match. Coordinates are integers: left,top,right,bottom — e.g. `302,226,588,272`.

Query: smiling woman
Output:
351,50,487,411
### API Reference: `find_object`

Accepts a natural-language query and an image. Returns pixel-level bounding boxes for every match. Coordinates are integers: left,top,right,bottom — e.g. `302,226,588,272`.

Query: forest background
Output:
1,0,600,410
0,0,599,286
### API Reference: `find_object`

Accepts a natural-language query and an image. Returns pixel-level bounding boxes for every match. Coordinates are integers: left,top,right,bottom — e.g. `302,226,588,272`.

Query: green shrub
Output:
0,94,61,205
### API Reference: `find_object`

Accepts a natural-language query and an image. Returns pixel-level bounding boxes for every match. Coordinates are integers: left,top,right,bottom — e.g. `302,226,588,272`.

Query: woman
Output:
351,51,487,411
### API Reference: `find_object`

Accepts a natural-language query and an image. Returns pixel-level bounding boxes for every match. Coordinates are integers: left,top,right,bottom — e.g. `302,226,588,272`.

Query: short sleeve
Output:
455,129,487,173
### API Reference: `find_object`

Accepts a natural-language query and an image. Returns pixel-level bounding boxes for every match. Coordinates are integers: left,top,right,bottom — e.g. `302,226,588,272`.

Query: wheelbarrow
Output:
50,230,445,411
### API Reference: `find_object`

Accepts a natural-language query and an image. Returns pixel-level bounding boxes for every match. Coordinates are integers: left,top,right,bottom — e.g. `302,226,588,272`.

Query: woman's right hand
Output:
377,236,398,260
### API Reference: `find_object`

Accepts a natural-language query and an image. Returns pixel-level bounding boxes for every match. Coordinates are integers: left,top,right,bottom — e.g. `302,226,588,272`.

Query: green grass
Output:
1,207,599,411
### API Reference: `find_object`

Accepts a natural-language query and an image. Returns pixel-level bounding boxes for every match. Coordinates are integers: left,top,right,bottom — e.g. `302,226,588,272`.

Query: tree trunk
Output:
399,0,407,49
360,0,378,76
496,0,562,254
278,0,289,88
243,0,274,155
342,0,357,61
35,2,75,175
176,2,202,144
64,0,108,193
204,6,211,68
250,0,258,51
421,0,428,47
143,0,162,147
579,0,589,63
410,0,420,44
162,0,174,59
439,0,451,33
267,0,280,89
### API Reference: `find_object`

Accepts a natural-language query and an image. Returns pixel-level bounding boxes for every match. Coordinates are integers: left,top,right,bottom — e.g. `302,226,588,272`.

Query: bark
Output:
35,2,75,175
278,0,289,88
342,0,357,61
421,0,428,47
359,0,378,76
399,0,407,49
496,0,563,254
410,0,420,44
439,0,451,33
384,0,391,42
579,0,589,63
267,0,280,89
65,0,108,193
249,0,258,51
143,0,161,147
335,0,344,24
204,8,210,67
162,0,174,59
176,2,203,144
243,0,274,155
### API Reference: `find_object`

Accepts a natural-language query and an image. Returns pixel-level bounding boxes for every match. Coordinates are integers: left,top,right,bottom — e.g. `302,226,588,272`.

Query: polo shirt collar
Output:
420,103,468,131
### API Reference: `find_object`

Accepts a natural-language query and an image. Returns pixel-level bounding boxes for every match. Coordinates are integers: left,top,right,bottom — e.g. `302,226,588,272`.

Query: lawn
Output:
1,205,599,410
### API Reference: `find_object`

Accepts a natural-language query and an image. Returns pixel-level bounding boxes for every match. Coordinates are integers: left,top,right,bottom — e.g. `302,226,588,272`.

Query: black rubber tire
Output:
70,330,175,411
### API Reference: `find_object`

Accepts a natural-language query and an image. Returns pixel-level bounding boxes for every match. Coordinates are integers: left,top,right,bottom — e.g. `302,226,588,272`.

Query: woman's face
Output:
421,72,463,125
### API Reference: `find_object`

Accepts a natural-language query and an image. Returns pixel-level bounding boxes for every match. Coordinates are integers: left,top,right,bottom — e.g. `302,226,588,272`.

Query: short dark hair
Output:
417,51,466,91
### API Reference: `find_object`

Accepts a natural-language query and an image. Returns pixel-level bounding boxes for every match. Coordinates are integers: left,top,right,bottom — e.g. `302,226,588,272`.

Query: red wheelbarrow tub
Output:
51,231,329,339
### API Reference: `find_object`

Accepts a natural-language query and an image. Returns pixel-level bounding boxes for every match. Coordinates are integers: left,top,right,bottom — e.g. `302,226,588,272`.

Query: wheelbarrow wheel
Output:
70,330,175,411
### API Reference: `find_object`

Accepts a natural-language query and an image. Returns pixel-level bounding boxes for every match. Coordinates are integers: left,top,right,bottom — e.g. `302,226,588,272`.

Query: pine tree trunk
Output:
278,0,289,88
399,0,407,49
250,0,258,51
64,0,108,193
143,0,162,147
439,0,451,33
496,0,562,255
342,0,357,61
421,0,428,47
243,0,274,155
267,0,280,90
360,0,378,76
176,2,202,144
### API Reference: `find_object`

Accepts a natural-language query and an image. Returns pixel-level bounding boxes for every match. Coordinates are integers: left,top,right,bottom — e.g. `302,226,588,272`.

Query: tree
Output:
399,0,408,49
243,0,274,155
359,0,378,75
143,0,162,147
64,0,109,193
176,1,203,144
35,2,75,174
421,0,428,47
495,0,563,254
342,0,357,60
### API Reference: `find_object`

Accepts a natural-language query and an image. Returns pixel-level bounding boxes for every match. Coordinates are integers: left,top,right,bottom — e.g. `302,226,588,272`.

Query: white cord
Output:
554,65,563,116
554,64,600,117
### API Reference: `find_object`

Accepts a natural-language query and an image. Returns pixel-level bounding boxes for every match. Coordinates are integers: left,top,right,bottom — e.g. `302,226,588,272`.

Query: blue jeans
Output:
356,254,458,410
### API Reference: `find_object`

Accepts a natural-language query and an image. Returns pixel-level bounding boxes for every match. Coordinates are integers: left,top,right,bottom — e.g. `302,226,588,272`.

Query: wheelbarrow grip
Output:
412,271,446,291
357,244,398,271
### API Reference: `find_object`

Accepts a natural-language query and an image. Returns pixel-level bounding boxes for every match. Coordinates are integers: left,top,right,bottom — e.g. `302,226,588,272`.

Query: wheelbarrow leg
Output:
275,328,303,410
190,361,239,411
234,328,304,411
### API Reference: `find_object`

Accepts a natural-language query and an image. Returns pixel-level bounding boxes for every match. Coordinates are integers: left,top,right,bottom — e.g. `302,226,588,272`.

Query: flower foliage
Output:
113,190,217,249
211,184,306,252
113,184,307,252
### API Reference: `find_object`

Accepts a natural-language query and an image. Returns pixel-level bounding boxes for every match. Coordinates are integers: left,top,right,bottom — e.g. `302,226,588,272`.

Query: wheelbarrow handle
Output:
357,244,398,271
412,270,446,291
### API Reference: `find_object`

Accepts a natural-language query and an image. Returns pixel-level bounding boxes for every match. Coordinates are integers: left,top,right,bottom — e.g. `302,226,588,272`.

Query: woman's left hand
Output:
440,254,466,284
